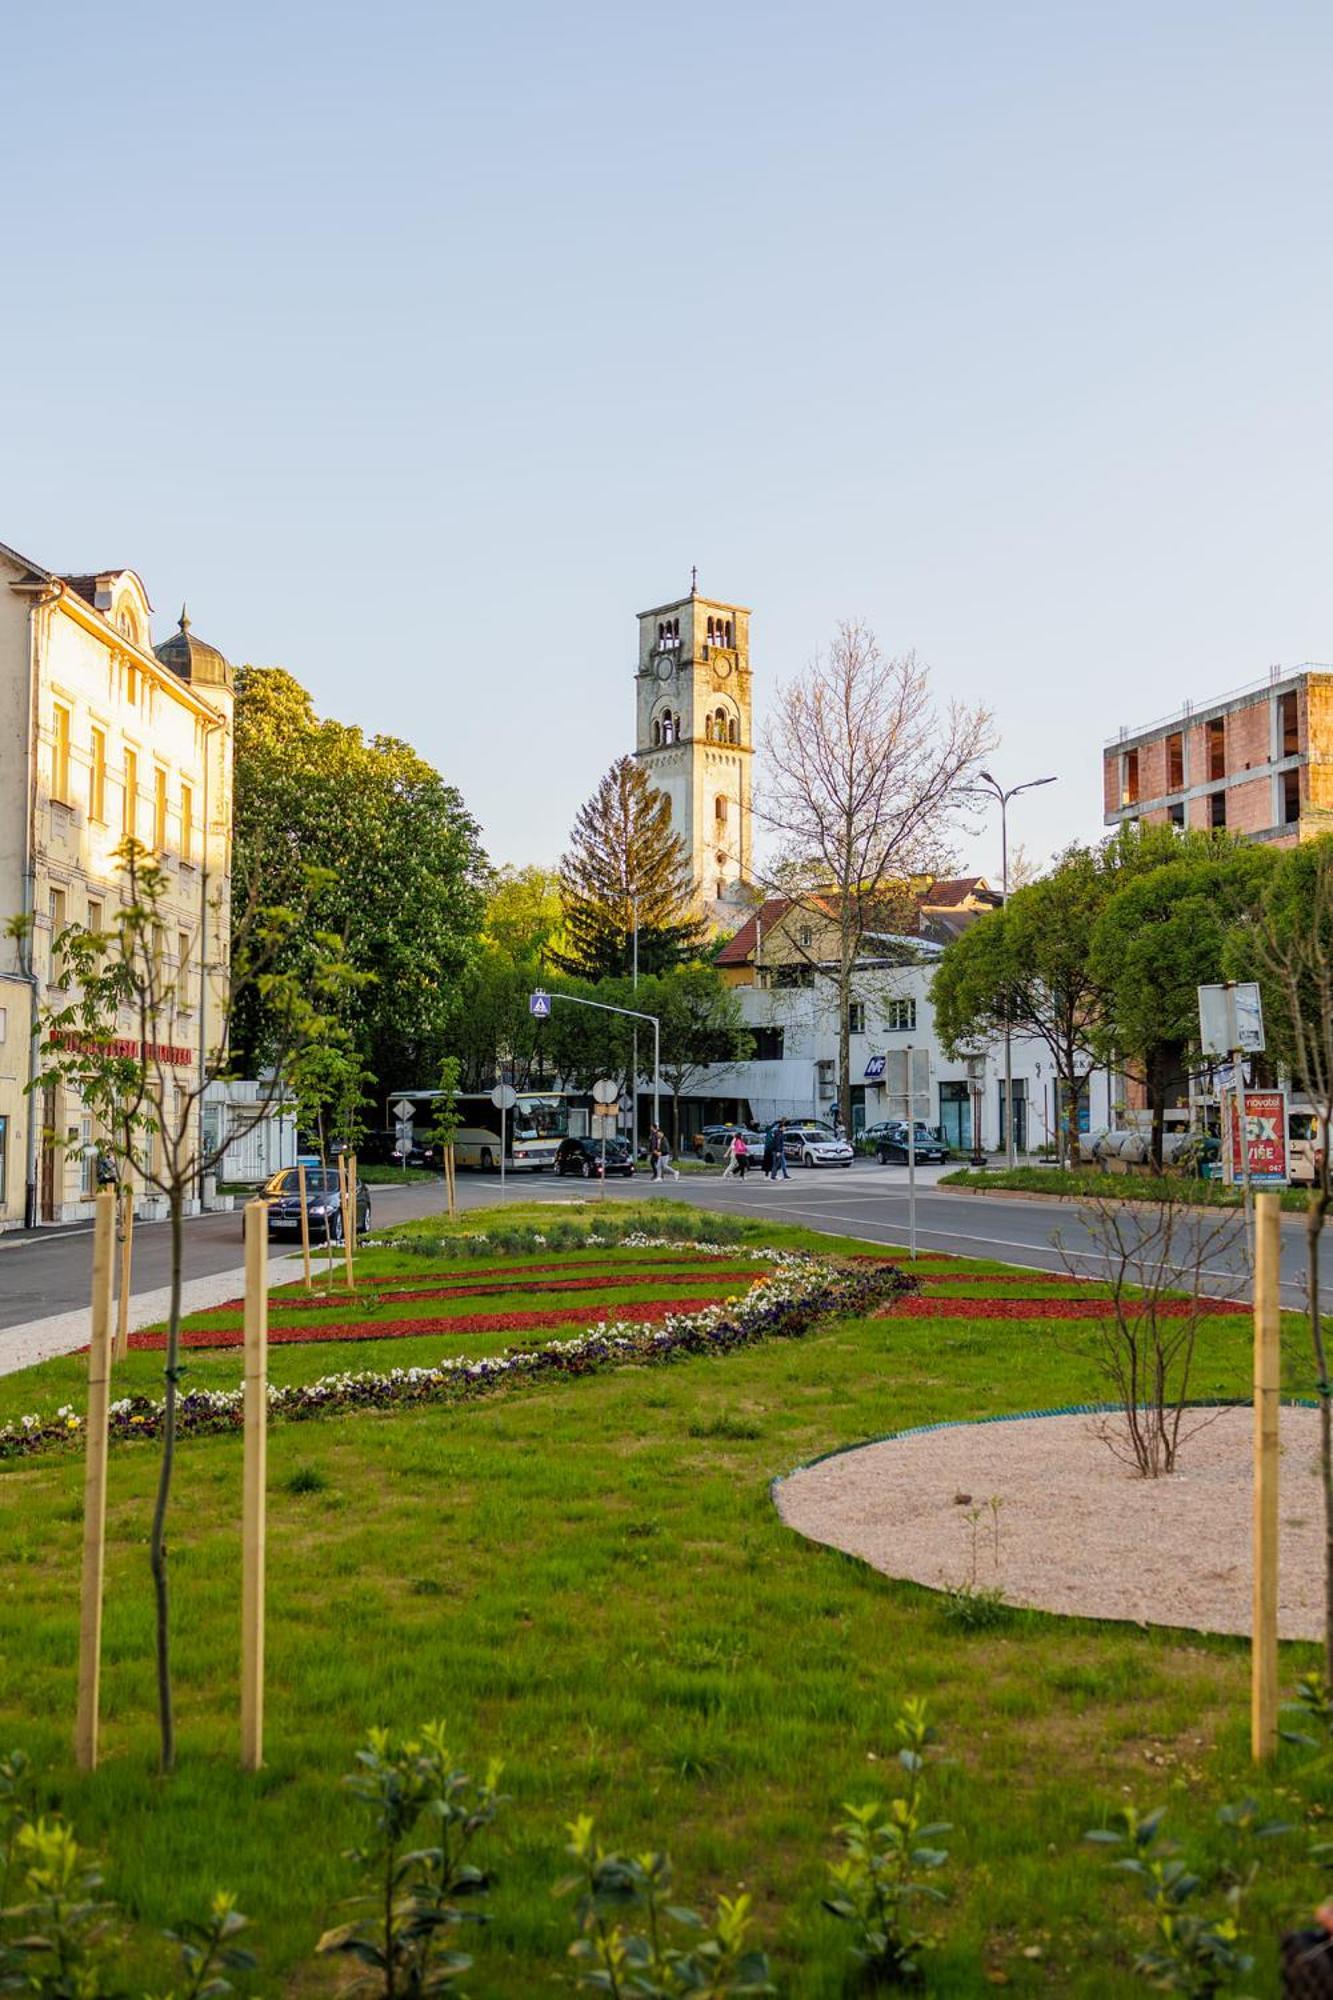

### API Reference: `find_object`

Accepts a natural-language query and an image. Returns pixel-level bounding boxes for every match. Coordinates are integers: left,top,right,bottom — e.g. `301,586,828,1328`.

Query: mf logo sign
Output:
1226,1088,1289,1187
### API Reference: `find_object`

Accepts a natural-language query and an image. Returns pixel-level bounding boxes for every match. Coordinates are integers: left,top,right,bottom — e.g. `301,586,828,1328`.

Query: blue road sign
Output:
529,990,551,1019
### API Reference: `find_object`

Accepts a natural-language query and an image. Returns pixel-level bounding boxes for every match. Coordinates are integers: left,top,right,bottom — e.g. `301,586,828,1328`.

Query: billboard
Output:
1225,1089,1288,1187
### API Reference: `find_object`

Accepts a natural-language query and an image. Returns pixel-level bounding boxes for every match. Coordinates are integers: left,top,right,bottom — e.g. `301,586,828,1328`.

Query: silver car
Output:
782,1124,855,1168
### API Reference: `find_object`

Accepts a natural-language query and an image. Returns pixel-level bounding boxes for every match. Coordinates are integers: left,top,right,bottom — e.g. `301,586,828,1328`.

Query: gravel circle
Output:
775,1406,1324,1640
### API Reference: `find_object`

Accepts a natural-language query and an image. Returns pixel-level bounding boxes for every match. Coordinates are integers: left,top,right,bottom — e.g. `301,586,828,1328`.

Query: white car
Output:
782,1124,855,1168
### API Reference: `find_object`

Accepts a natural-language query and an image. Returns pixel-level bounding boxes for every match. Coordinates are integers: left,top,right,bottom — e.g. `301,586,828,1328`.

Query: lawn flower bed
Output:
128,1293,738,1351
0,1250,909,1463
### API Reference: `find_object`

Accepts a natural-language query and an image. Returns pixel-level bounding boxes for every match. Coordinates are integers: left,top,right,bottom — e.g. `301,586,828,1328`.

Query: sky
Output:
2,0,1331,884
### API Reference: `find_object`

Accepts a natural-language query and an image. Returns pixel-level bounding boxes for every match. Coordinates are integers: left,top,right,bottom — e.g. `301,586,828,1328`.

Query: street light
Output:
973,770,1058,1170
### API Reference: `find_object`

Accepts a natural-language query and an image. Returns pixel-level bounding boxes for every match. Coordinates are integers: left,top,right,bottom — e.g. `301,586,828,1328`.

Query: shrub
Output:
316,1722,504,1996
823,1698,950,1985
555,1814,775,1996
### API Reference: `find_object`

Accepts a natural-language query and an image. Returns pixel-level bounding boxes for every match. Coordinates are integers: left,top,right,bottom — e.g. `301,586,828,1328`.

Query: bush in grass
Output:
372,1206,749,1261
555,1813,776,1996
1084,1800,1293,1995
823,1699,950,1986
316,1722,504,1996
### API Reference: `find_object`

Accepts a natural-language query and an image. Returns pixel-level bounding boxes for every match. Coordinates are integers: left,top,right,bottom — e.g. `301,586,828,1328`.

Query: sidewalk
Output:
0,1248,307,1378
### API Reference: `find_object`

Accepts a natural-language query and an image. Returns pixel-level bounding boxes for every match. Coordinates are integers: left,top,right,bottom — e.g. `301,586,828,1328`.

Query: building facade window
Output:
89,728,107,821
51,703,71,802
86,898,103,939
180,782,195,861
0,1005,7,1043
177,929,192,1008
1166,731,1184,791
123,749,138,839
1121,748,1139,806
1279,689,1299,757
1169,801,1185,828
154,767,169,852
884,997,917,1032
715,794,728,825
1207,717,1226,781
1208,788,1227,829
751,1025,784,1061
80,1115,96,1197
48,887,67,986
848,1002,866,1035
1283,767,1301,825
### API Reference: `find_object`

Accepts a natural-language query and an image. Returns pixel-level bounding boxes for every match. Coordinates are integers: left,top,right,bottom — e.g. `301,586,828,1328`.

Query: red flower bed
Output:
879,1294,1248,1320
216,1258,735,1315
258,1269,758,1315
129,1293,733,1352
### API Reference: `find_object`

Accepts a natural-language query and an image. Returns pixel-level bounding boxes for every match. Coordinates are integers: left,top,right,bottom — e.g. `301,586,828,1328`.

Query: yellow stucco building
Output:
0,543,234,1227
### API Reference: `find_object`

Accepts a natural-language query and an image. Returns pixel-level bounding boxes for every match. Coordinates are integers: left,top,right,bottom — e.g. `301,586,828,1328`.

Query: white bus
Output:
385,1089,573,1171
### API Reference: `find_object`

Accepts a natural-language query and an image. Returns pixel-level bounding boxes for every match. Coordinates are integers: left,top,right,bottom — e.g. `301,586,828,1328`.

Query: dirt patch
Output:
775,1406,1323,1640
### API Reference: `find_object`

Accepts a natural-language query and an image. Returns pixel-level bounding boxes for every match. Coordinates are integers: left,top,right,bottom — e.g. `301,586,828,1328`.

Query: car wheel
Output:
877,1147,891,1165
480,1148,494,1172
326,1211,343,1244
582,1159,596,1180
802,1149,815,1167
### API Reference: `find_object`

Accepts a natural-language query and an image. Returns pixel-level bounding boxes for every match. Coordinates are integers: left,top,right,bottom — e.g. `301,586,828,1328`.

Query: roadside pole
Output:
297,1162,312,1292
114,1182,133,1363
1225,984,1254,1257
490,1083,517,1203
530,991,662,1151
1251,1191,1280,1761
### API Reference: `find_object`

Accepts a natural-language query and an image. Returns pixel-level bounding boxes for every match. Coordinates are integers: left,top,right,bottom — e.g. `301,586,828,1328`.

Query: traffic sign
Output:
490,1083,518,1111
592,1077,619,1106
1199,982,1265,1057
529,990,551,1019
390,1098,415,1122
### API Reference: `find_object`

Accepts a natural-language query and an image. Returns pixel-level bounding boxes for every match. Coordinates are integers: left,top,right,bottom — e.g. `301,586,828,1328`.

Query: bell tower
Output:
634,578,753,915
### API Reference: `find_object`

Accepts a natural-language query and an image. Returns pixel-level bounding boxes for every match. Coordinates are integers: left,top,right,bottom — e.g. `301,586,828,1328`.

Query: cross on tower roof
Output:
690,564,697,595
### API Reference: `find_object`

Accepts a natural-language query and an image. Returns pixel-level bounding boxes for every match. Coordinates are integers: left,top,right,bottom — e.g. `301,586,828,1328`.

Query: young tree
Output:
761,623,992,1134
231,666,487,1092
638,964,753,1149
286,1041,370,1284
555,757,707,981
11,841,357,1773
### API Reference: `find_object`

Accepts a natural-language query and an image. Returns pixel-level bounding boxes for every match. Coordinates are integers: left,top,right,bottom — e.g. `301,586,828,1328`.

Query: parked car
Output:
698,1123,765,1164
873,1121,951,1165
781,1123,855,1168
554,1135,636,1180
259,1164,371,1242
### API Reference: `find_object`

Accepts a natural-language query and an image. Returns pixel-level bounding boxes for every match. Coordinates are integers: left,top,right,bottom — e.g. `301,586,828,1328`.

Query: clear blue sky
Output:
3,1,1330,881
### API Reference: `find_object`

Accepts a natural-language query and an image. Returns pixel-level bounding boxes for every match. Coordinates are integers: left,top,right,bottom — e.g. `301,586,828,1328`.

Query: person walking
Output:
770,1119,791,1181
660,1133,681,1181
732,1132,749,1181
760,1127,774,1179
648,1125,665,1181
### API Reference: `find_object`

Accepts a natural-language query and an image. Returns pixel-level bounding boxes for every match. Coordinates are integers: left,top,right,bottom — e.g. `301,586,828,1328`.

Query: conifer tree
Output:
555,757,707,980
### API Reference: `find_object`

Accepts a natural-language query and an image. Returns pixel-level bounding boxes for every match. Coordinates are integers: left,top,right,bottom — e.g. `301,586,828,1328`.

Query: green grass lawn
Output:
940,1164,1315,1213
0,1209,1325,1995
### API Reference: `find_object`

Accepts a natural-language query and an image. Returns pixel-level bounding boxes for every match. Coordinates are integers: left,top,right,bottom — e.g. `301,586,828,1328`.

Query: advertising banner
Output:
1225,1088,1288,1187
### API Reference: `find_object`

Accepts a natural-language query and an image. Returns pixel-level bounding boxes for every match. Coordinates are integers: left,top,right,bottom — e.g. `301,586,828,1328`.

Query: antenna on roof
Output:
690,565,698,596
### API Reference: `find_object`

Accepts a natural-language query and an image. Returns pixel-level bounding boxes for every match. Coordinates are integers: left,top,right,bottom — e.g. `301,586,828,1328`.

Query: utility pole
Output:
974,770,1057,1169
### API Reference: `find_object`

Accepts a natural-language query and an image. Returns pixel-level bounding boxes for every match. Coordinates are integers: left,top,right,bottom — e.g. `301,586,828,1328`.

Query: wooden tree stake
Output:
1252,1190,1281,1762
297,1161,312,1293
348,1151,358,1254
337,1151,354,1291
114,1181,134,1364
75,1188,116,1772
241,1199,268,1772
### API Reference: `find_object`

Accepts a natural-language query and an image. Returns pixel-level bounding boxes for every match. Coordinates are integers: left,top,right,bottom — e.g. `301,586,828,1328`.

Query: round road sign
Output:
490,1084,518,1111
592,1078,619,1106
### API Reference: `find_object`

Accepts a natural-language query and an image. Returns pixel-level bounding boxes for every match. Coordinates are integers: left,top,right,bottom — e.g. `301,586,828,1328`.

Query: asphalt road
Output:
0,1160,1324,1329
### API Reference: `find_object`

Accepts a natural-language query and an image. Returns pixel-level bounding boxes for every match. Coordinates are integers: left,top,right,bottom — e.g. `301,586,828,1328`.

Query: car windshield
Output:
265,1169,339,1194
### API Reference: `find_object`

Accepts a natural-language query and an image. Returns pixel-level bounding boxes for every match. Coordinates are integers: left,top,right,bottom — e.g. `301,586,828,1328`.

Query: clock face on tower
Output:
656,656,675,681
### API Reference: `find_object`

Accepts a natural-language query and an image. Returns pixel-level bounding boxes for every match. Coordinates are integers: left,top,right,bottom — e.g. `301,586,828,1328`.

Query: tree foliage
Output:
231,667,487,1093
555,757,706,981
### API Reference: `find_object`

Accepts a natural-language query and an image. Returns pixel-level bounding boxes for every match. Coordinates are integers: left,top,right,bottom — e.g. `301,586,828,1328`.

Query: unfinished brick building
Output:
1103,667,1333,845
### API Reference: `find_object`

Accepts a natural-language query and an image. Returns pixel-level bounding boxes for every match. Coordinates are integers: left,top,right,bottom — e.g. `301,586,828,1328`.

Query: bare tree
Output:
761,624,992,1133
1058,1193,1246,1477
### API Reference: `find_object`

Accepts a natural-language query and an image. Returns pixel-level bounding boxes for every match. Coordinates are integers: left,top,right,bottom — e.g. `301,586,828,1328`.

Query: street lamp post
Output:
973,770,1058,1170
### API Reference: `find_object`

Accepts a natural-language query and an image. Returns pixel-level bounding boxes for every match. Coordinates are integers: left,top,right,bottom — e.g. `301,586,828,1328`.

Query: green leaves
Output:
555,757,707,983
822,1698,950,1985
